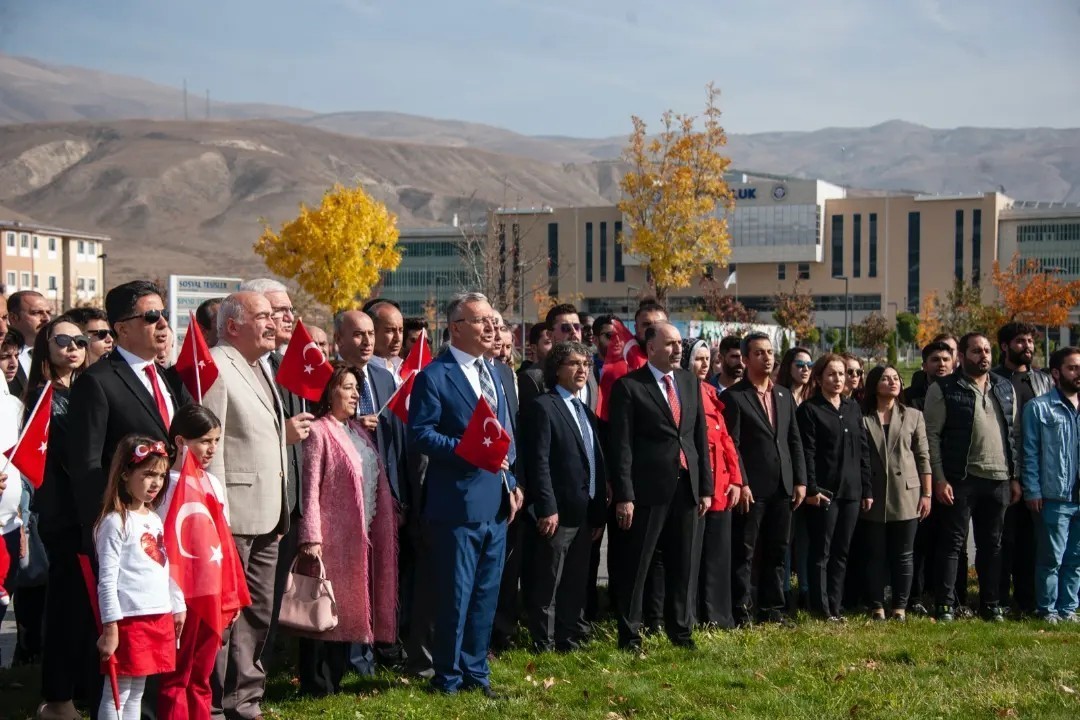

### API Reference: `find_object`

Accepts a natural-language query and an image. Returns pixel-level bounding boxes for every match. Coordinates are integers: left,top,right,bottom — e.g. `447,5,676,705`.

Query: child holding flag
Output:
94,435,185,720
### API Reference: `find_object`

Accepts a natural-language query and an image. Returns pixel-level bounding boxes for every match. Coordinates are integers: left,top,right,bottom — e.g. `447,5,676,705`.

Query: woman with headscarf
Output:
682,338,744,628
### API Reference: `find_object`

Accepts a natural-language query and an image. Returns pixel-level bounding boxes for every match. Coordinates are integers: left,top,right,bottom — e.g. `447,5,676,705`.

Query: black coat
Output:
720,379,807,497
608,365,711,507
524,389,607,528
796,394,872,501
66,351,191,538
267,351,305,514
364,362,408,506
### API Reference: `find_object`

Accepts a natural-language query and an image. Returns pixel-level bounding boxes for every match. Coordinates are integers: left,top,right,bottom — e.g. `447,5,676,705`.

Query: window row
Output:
1017,222,1080,244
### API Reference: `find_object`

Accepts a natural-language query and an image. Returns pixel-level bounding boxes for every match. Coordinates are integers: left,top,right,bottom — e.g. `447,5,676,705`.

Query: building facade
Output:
0,219,108,311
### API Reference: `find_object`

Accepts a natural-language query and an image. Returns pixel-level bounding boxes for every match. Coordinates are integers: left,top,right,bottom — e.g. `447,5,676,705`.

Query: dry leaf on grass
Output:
996,709,1018,718
525,661,537,674
1060,684,1076,695
543,677,556,690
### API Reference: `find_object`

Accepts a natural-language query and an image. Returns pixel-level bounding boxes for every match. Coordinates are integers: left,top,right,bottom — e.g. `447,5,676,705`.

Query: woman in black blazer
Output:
796,353,872,620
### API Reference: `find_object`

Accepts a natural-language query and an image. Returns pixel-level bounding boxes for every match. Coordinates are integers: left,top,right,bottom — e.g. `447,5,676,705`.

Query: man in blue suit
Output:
409,291,523,697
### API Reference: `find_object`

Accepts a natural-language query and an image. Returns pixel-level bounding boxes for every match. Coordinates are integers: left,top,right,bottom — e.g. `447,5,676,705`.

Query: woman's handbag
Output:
278,556,339,633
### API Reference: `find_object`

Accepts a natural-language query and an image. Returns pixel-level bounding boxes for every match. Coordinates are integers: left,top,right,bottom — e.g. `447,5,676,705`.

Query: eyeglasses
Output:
87,329,112,342
130,440,168,463
846,368,864,377
118,309,169,324
794,360,813,370
52,334,89,349
559,323,583,333
270,306,295,319
453,316,497,327
561,360,594,370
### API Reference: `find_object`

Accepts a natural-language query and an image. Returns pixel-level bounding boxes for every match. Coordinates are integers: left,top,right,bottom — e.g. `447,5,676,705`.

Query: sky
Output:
0,0,1077,137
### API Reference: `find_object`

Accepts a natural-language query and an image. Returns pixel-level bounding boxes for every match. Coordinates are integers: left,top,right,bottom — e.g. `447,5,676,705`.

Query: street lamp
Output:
834,275,850,348
519,260,527,358
1043,265,1067,364
433,275,449,344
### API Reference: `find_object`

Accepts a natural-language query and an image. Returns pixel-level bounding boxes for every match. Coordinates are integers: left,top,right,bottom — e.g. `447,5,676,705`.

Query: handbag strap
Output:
290,553,328,580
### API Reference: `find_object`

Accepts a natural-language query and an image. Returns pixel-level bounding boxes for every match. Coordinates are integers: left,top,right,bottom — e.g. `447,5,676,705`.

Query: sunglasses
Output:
130,440,168,463
118,309,169,324
847,368,864,377
559,322,583,333
87,329,112,341
794,360,813,370
52,333,89,349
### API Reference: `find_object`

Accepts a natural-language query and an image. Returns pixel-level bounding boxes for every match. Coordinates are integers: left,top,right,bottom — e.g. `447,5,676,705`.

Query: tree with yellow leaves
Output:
992,253,1080,327
618,84,734,303
255,184,401,312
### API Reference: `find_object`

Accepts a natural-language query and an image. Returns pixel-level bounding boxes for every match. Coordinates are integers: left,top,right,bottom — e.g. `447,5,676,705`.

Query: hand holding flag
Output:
454,398,511,474
276,320,333,402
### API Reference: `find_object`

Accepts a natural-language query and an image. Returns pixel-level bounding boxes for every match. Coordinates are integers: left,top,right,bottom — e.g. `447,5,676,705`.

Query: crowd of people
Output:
0,280,1078,719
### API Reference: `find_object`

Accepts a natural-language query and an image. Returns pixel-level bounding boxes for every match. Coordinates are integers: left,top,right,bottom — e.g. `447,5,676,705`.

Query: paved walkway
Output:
1,616,15,669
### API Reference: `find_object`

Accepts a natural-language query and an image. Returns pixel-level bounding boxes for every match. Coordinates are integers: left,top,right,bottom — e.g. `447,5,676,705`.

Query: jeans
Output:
934,476,1009,611
1034,501,1080,616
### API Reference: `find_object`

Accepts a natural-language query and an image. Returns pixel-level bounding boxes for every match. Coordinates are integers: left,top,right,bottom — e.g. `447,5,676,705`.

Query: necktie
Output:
143,364,171,428
572,398,596,499
359,371,375,416
663,375,688,470
475,358,498,411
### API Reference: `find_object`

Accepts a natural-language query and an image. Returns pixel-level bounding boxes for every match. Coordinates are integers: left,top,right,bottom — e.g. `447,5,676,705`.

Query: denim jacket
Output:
1022,389,1080,503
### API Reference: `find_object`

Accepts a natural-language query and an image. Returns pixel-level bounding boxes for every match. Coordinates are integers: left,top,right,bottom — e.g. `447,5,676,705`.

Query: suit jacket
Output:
518,366,598,416
494,361,518,433
363,362,407,506
204,343,288,537
720,379,806,498
7,364,26,401
608,365,710,507
267,351,304,515
863,405,932,523
67,351,191,535
525,389,607,528
408,349,517,525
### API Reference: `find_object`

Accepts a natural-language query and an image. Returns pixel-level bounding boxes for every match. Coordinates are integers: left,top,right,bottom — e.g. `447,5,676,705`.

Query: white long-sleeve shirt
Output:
95,510,185,624
157,468,229,525
0,393,25,534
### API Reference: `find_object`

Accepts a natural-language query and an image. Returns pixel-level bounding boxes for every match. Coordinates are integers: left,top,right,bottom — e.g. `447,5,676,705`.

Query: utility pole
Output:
183,79,188,120
205,90,210,120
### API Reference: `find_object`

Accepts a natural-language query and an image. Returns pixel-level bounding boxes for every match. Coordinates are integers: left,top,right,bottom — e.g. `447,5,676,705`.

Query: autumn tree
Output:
255,184,401,312
772,281,816,344
916,291,943,347
992,253,1080,327
852,312,891,360
618,83,734,303
917,281,1004,345
703,280,756,323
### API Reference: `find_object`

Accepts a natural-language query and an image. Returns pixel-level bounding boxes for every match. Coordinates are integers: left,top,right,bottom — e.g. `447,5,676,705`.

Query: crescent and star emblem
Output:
481,417,502,448
301,341,324,375
175,502,223,565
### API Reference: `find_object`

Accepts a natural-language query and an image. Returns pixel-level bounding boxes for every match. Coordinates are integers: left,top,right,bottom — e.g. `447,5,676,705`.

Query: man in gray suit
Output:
205,291,290,720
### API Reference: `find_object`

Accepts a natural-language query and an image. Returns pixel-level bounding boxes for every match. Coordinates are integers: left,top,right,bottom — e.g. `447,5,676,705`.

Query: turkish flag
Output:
275,319,333,402
4,384,53,488
174,312,219,403
399,329,431,380
164,451,251,638
386,371,417,424
454,398,511,474
596,318,639,421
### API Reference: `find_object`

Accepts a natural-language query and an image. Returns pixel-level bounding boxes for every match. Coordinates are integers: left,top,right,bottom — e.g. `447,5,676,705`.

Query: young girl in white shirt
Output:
95,435,186,720
156,404,245,720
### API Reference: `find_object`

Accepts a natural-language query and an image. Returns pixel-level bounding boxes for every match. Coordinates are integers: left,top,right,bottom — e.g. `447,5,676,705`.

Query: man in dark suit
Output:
64,280,190,720
609,322,711,651
6,290,52,398
721,332,807,626
518,304,598,415
408,291,522,696
525,341,608,652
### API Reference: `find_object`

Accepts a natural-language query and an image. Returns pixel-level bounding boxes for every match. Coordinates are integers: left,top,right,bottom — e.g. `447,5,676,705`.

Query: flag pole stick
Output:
375,370,415,417
189,312,203,405
0,383,51,476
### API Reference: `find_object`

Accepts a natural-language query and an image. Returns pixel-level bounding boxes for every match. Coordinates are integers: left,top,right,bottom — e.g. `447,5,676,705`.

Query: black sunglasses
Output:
53,333,89,349
847,368,864,377
118,309,169,324
794,360,813,370
559,322,583,333
87,329,112,341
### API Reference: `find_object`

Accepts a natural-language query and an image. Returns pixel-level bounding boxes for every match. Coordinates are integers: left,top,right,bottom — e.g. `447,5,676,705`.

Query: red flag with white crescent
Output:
4,383,53,488
164,451,251,638
399,329,432,380
454,398,511,474
174,312,219,403
275,319,333,402
386,370,417,424
596,318,639,421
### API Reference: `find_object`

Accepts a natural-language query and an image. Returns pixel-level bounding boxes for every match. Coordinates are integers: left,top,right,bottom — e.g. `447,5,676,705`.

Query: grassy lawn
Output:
4,616,1079,720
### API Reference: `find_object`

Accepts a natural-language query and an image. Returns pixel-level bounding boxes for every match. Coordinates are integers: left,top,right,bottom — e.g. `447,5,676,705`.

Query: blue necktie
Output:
572,398,596,499
359,372,375,416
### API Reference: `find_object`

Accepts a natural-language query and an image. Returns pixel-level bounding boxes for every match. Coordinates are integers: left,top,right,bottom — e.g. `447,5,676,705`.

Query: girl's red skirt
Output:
103,612,177,676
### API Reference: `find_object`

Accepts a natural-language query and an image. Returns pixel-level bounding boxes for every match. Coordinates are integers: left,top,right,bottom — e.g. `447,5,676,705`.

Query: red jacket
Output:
702,383,742,511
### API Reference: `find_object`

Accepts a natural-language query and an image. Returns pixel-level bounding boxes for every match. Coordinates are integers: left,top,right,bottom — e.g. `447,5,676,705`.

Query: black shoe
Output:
531,641,553,654
619,638,643,653
936,605,955,623
642,622,663,637
671,637,697,650
762,609,795,627
468,685,500,700
910,603,929,616
734,613,753,629
982,607,1006,623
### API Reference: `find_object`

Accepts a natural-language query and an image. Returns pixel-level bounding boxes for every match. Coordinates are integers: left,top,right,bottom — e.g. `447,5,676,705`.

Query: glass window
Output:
972,209,982,284
908,212,921,313
6,271,14,287
77,277,86,291
89,278,97,292
5,232,14,247
777,263,787,280
21,272,30,287
32,236,38,251
77,240,85,253
954,209,964,282
20,233,28,248
798,263,810,280
48,237,57,252
88,241,96,255
599,222,608,282
831,215,844,277
614,221,625,282
585,222,593,283
853,214,861,278
48,275,57,290
547,223,559,296
868,213,878,278
32,274,38,288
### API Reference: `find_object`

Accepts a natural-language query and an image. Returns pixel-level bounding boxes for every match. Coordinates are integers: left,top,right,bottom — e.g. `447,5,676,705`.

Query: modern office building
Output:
0,216,109,310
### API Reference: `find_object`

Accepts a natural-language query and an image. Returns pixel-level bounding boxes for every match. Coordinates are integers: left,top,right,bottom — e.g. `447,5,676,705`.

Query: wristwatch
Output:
921,492,932,498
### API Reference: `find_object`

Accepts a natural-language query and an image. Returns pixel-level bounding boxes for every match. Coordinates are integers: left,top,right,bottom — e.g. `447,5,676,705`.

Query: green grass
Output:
5,616,1079,720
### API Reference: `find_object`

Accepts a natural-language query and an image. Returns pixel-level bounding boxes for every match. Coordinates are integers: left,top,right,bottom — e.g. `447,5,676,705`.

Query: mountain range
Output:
0,53,1076,282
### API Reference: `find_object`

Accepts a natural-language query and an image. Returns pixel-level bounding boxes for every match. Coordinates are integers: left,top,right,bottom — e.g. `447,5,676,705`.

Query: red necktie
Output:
663,375,688,470
144,364,171,428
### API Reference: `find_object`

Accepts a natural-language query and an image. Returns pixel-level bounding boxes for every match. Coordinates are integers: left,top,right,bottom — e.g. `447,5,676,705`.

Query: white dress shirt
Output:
375,354,404,388
447,344,483,402
17,344,32,377
647,362,680,409
115,344,175,420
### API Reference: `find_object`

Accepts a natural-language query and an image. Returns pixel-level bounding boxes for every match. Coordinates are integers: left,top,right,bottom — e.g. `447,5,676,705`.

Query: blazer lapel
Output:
586,372,599,414
887,407,905,453
110,355,168,434
644,373,678,427
866,414,888,468
444,354,479,408
551,393,589,458
742,385,773,434
224,345,275,418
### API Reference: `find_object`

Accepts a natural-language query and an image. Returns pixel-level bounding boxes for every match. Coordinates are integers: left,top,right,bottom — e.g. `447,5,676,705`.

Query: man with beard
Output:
993,322,1052,616
368,299,406,383
925,333,1020,622
401,317,428,360
6,291,51,397
590,315,615,381
712,336,744,392
1021,346,1080,623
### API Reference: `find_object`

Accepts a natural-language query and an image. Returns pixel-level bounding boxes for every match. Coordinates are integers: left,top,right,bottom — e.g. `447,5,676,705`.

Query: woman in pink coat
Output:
295,363,398,696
